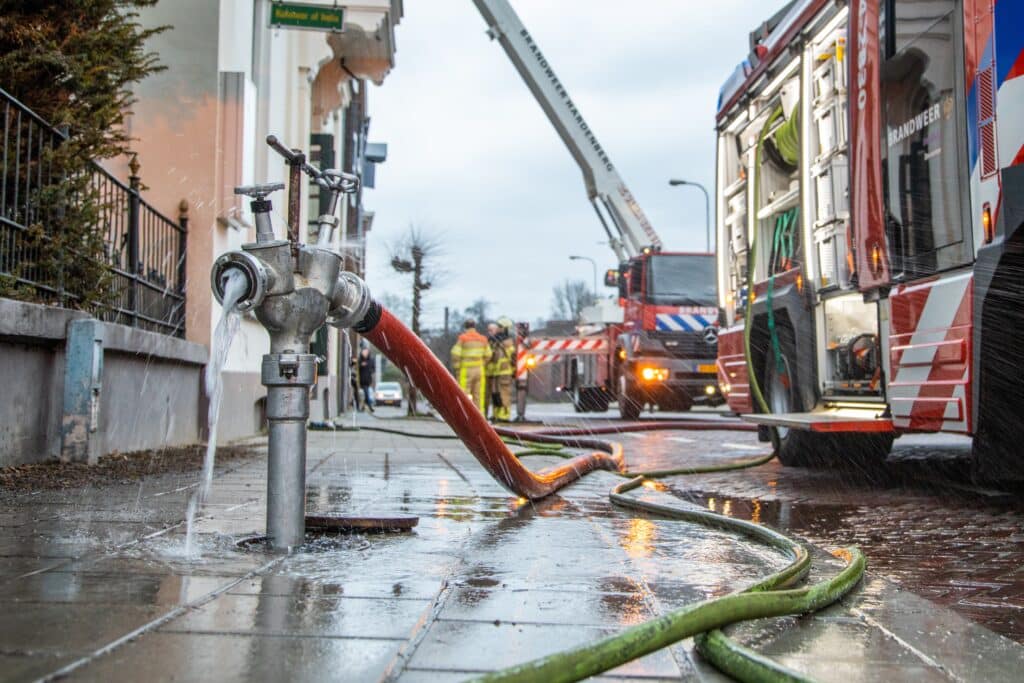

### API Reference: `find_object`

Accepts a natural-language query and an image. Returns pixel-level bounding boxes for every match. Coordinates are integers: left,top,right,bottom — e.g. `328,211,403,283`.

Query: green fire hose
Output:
354,424,864,682
472,473,863,683
465,450,860,683
745,105,785,451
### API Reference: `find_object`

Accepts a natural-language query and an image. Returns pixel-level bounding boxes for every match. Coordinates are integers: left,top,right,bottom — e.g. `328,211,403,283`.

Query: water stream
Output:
184,268,248,557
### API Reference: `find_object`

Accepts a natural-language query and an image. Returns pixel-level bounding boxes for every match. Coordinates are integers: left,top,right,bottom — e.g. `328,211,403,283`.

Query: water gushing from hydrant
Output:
184,268,247,557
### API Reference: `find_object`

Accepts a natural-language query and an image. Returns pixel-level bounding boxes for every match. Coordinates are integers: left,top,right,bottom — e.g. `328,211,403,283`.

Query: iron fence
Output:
0,86,187,337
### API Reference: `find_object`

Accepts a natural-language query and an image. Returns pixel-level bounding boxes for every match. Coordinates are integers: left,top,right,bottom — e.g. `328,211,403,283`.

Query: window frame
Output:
879,0,974,282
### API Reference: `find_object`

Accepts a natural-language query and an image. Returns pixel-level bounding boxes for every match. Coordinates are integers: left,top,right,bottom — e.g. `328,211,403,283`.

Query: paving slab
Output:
0,414,1021,681
161,593,434,639
0,602,169,655
406,619,681,678
64,632,404,683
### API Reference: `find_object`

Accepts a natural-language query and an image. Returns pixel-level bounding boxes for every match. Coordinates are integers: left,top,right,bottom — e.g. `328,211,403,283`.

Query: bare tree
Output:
551,279,596,321
464,297,491,326
389,224,445,415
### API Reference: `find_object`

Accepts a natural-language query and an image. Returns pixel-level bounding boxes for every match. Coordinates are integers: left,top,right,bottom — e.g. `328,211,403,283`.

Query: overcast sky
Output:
364,1,784,327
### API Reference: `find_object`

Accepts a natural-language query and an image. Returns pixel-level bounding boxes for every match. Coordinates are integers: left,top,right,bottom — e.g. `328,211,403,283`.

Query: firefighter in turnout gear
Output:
451,319,489,411
486,317,517,422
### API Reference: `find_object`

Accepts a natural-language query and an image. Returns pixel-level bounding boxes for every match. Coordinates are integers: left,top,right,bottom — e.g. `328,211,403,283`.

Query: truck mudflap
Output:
742,408,894,433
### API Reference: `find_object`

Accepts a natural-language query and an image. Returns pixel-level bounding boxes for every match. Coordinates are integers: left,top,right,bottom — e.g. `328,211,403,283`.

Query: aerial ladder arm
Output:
472,0,663,262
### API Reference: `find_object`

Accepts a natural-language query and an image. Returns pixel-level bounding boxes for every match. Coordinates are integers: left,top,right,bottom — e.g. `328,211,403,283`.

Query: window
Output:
645,255,718,306
624,258,644,300
881,0,970,279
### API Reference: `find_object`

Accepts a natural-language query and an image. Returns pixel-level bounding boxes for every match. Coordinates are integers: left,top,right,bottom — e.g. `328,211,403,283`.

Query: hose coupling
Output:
211,251,272,312
328,271,373,329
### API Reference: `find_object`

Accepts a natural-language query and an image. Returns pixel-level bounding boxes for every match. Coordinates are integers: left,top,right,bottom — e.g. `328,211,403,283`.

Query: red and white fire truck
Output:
715,0,1024,479
474,0,723,418
514,269,723,417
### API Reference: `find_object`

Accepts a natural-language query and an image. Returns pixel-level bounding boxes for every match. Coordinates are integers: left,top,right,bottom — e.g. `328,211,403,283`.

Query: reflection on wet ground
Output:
1,411,1023,680
605,423,1024,643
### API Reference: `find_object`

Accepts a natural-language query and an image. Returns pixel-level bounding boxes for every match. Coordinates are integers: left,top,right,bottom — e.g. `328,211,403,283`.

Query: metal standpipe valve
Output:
209,135,368,552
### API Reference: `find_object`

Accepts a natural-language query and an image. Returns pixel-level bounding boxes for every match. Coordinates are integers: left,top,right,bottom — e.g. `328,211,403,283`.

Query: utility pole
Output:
411,246,424,336
392,244,432,415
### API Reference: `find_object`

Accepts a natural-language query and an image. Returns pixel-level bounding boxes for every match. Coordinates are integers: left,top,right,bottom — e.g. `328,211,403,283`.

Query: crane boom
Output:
472,0,662,261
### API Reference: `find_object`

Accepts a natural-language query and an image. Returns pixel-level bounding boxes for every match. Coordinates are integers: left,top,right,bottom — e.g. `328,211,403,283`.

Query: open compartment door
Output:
849,0,891,291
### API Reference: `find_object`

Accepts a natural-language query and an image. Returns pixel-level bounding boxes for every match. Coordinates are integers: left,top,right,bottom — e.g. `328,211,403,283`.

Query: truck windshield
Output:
646,255,717,306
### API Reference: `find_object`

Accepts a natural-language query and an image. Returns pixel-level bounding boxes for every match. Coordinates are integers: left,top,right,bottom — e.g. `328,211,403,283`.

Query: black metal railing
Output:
0,86,187,337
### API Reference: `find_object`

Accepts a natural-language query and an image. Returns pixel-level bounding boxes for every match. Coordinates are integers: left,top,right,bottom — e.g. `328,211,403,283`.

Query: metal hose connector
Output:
328,271,373,329
210,252,272,312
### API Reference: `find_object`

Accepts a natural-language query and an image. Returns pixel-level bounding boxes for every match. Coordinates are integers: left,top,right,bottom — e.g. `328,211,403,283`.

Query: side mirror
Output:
604,269,619,287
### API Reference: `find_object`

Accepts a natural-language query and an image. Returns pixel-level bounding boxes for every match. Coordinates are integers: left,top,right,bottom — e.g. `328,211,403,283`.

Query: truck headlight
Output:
639,366,668,382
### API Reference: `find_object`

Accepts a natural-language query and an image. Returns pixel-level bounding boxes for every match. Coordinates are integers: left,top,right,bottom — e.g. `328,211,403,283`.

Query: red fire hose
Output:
359,305,623,499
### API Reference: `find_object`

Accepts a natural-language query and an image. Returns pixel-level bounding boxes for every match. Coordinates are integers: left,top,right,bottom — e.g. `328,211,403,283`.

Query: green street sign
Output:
270,2,345,32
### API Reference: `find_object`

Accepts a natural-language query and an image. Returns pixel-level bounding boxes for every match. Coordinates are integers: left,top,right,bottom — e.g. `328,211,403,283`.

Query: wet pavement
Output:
1,405,1023,681
527,403,1024,643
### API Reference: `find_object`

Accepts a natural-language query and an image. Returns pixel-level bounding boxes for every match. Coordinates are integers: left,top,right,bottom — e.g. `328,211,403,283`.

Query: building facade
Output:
122,0,402,441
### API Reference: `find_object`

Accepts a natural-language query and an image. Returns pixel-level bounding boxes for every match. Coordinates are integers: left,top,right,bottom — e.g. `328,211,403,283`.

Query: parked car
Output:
374,381,404,407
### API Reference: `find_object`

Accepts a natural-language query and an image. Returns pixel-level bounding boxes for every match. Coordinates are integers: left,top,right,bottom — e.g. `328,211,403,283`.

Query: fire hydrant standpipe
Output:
212,135,365,552
263,353,316,550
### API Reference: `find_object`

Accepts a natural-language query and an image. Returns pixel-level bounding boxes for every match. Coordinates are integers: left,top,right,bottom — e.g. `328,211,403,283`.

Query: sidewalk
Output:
1,416,1021,681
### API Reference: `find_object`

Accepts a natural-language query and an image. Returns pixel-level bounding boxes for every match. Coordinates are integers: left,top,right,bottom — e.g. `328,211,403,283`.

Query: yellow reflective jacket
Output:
451,329,490,372
486,335,516,376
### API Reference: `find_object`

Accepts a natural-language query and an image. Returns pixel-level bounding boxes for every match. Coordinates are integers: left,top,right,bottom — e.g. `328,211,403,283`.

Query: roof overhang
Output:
327,0,403,86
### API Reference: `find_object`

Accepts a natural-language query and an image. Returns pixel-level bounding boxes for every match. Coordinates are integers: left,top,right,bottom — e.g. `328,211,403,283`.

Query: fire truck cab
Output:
614,250,722,419
714,0,1024,479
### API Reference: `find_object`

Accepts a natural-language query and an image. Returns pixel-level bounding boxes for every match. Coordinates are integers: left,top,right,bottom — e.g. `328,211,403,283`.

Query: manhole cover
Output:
304,515,419,533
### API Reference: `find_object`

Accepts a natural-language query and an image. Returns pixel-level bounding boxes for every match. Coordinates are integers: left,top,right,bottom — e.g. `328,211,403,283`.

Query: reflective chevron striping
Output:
516,337,609,378
655,314,716,332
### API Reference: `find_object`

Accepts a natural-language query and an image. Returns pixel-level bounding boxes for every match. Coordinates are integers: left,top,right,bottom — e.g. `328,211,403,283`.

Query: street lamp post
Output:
669,179,712,253
569,255,598,298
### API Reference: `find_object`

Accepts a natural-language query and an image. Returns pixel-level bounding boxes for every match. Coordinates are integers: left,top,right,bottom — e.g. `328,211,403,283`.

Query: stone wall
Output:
0,299,208,467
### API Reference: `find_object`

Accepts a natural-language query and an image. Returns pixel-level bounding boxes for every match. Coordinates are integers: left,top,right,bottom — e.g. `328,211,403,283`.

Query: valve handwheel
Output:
234,182,285,199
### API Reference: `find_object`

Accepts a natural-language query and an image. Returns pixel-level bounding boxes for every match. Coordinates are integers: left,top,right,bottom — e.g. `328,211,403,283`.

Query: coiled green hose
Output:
353,424,863,682
746,105,785,448
473,474,863,683
771,105,801,168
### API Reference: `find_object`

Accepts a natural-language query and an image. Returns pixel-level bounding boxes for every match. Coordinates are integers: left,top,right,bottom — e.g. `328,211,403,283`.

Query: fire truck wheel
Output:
764,343,827,467
618,375,642,421
973,426,1024,483
844,433,895,468
765,349,892,468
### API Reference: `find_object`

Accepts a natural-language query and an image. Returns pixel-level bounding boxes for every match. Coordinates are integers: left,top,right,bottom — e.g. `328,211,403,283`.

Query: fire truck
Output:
714,0,1024,479
473,0,723,418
